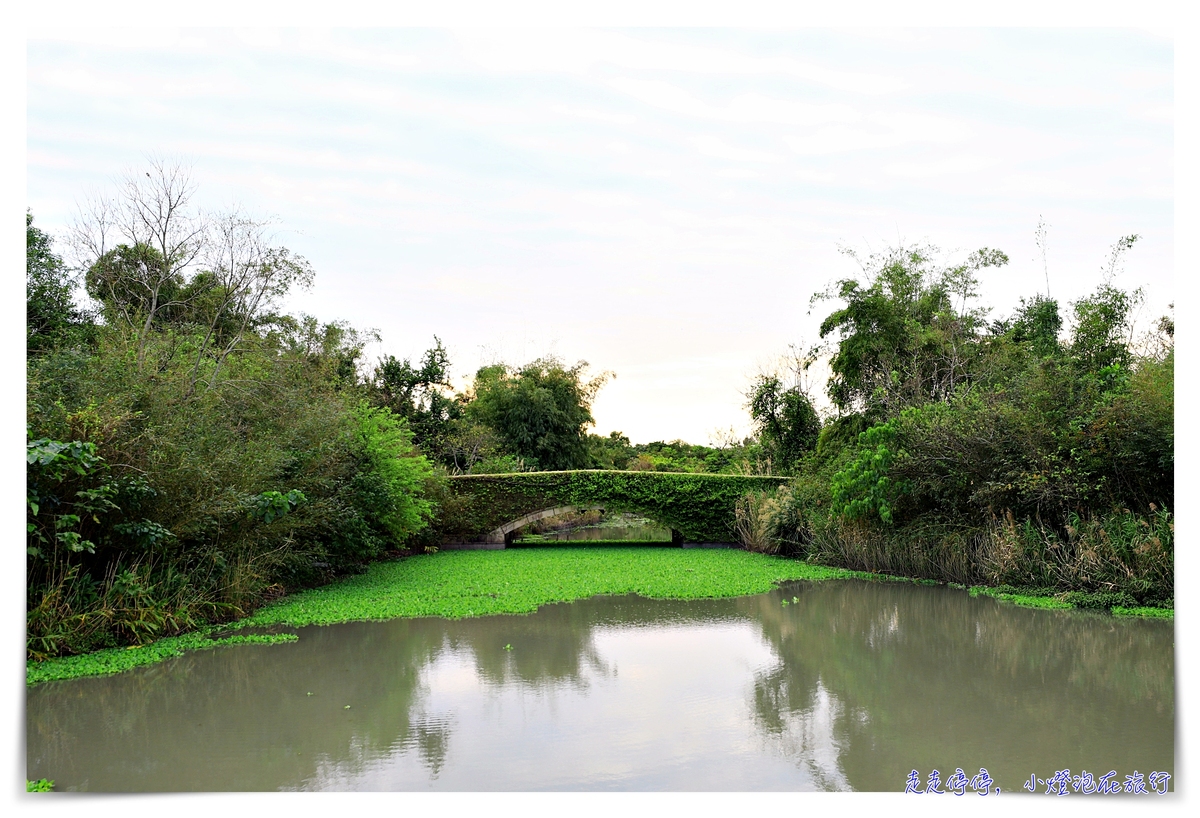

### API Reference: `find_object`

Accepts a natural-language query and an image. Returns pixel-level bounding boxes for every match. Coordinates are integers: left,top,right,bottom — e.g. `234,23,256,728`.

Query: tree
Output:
71,158,207,369
466,357,608,470
813,243,1007,417
371,338,460,456
187,210,313,392
747,374,821,471
1007,294,1062,359
72,159,313,391
1070,284,1141,375
86,242,180,327
586,431,634,469
27,212,87,354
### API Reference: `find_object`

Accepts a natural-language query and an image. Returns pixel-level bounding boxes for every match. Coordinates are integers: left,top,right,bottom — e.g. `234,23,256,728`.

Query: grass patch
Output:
1113,606,1174,619
968,585,1074,610
27,779,54,792
968,585,1175,617
234,548,865,629
27,631,297,686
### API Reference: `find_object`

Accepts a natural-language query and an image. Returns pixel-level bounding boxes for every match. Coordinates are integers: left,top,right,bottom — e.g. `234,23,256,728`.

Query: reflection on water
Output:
27,579,1173,791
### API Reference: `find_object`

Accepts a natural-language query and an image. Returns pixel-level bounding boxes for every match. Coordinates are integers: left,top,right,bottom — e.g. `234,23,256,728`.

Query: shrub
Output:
829,420,906,524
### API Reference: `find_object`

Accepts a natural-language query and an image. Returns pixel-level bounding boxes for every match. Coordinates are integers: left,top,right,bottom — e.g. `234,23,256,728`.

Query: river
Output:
26,577,1173,792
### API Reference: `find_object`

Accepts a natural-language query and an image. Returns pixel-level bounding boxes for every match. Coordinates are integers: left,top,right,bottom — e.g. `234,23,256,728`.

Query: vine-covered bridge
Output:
439,471,788,548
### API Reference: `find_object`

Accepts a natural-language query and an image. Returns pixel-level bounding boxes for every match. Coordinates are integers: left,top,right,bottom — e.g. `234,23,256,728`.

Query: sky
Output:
24,27,1173,446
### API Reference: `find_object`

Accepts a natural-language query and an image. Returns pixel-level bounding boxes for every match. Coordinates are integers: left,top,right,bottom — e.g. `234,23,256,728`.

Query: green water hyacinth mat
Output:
27,632,298,686
28,548,1171,685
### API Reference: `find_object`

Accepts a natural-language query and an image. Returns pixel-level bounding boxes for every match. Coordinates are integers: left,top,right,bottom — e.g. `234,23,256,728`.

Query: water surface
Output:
26,578,1173,791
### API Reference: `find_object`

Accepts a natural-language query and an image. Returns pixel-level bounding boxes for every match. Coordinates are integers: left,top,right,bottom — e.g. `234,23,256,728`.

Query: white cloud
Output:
454,29,908,95
24,28,1174,443
691,136,779,164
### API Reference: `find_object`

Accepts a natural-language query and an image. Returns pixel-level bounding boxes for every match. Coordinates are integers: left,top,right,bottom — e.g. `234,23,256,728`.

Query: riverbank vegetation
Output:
26,161,1172,665
23,547,910,684
736,241,1173,610
25,165,436,660
28,545,1168,686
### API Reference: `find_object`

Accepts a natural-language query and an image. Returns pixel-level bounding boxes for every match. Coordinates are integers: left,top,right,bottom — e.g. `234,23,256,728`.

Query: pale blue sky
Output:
25,27,1173,444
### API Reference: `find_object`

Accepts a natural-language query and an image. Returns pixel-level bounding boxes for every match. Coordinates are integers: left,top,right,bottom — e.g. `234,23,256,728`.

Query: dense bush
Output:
744,238,1172,599
26,181,434,659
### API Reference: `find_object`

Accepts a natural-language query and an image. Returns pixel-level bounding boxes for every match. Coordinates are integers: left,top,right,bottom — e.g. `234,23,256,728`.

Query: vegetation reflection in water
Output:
27,578,1172,792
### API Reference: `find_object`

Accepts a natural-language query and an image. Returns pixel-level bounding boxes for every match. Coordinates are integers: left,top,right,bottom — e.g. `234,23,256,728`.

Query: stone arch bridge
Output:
439,470,788,548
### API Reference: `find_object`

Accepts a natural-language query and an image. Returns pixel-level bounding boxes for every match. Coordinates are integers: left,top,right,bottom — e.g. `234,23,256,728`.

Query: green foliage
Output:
807,236,1170,544
965,585,1171,617
27,212,89,354
350,402,434,543
968,585,1074,610
1072,352,1173,507
26,179,433,660
623,438,753,474
582,432,759,474
1006,294,1062,358
251,490,308,524
370,338,461,459
27,778,55,792
747,375,821,471
829,420,906,524
26,434,170,562
86,242,179,325
466,357,606,470
1112,606,1173,619
27,629,297,686
814,243,1006,415
439,470,788,543
586,430,635,469
1061,590,1138,610
1070,283,1140,374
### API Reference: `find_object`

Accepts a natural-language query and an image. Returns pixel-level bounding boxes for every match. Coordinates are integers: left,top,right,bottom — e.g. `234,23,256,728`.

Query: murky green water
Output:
26,579,1173,792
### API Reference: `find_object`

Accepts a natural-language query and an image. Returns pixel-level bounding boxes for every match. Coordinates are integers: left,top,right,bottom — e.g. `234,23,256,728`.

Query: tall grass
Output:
735,491,782,554
26,560,236,662
798,506,1173,604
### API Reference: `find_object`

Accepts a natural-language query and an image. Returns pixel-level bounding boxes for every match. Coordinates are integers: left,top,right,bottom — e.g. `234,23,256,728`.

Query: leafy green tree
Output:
586,431,634,469
1069,284,1140,375
27,212,87,353
1007,295,1062,359
71,160,207,369
466,357,607,470
747,374,821,471
348,403,434,545
814,244,1007,417
371,338,461,458
829,419,906,525
85,242,184,327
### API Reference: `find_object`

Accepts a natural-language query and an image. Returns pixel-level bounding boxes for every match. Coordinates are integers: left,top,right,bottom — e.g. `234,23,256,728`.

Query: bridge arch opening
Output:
489,505,681,547
439,471,789,549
